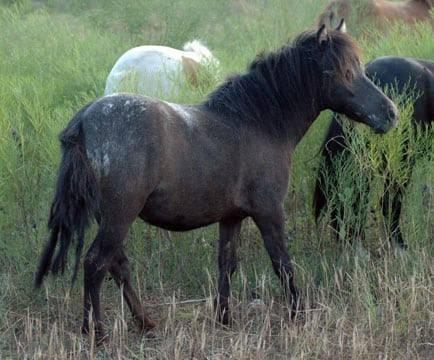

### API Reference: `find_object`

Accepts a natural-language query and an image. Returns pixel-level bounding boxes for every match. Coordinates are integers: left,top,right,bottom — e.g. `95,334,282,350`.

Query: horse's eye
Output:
345,70,353,81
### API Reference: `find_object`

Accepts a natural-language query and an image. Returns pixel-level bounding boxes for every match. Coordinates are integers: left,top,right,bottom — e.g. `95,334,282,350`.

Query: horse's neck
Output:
287,112,321,147
269,86,323,145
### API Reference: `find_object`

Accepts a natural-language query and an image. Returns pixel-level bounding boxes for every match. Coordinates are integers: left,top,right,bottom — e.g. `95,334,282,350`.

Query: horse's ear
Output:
335,19,346,33
316,24,329,50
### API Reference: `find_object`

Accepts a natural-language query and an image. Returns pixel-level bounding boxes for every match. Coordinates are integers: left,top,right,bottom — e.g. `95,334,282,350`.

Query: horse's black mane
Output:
204,29,360,137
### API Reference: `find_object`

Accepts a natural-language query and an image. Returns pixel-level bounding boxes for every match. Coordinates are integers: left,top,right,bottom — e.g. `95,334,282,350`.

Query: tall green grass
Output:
0,0,433,358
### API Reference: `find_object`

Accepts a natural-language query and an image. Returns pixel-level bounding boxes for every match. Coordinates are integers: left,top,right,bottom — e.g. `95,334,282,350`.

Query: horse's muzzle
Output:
372,103,399,134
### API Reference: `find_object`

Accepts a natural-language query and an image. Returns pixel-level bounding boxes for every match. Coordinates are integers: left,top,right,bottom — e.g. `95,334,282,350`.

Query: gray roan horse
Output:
35,22,398,343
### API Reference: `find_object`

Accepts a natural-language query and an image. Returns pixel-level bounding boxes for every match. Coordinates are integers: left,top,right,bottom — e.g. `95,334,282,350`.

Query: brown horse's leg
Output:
253,210,299,319
214,219,242,325
81,224,129,344
109,249,157,331
82,241,108,344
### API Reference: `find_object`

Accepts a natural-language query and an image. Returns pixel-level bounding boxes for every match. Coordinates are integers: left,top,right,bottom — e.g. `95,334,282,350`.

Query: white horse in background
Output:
104,40,219,99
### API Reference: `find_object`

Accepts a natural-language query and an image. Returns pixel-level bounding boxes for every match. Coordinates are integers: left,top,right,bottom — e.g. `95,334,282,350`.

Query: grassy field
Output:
0,0,433,358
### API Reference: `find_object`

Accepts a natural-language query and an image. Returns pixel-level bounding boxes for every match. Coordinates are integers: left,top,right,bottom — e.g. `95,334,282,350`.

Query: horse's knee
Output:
218,251,237,275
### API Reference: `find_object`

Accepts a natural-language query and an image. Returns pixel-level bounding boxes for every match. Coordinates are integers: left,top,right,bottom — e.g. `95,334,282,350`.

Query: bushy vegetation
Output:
0,0,432,358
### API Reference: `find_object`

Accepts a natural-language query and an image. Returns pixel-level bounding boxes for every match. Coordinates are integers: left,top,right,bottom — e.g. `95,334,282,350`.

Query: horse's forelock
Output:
293,29,362,75
331,30,362,76
313,30,363,84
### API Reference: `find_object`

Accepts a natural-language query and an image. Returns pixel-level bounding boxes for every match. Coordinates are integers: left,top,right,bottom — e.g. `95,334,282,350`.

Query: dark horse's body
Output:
35,23,398,343
314,56,434,246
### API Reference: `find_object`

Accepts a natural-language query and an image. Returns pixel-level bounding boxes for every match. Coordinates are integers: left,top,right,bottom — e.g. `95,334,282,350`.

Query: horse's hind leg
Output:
253,210,299,318
109,249,157,331
81,223,131,344
214,219,242,325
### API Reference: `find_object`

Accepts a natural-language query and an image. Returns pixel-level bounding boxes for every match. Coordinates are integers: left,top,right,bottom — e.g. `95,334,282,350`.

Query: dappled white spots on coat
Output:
165,102,195,127
102,153,110,175
102,102,114,115
86,142,113,177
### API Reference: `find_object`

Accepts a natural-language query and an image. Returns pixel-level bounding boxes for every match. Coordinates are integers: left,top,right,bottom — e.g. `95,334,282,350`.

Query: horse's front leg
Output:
214,219,242,325
381,172,405,248
253,209,300,318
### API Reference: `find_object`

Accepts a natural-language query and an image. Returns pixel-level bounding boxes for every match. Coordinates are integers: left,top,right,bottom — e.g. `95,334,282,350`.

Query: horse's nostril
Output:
386,103,399,125
390,105,399,123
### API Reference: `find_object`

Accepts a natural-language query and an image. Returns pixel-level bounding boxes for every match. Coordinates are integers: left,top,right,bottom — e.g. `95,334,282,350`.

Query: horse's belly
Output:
140,213,215,232
139,188,238,231
139,206,219,231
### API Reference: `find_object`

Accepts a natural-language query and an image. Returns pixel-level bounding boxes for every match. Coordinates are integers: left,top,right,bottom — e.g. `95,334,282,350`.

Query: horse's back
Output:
104,46,198,96
109,45,199,71
76,94,236,182
366,56,433,81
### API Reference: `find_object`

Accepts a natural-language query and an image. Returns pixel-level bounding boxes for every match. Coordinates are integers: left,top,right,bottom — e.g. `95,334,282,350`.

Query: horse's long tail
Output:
35,104,100,287
312,116,347,221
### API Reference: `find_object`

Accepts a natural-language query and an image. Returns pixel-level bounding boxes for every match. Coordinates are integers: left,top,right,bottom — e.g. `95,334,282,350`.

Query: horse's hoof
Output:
213,296,232,326
136,316,157,333
81,324,109,346
220,314,229,326
290,301,306,323
142,329,156,339
216,308,232,326
139,324,158,339
95,331,109,346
